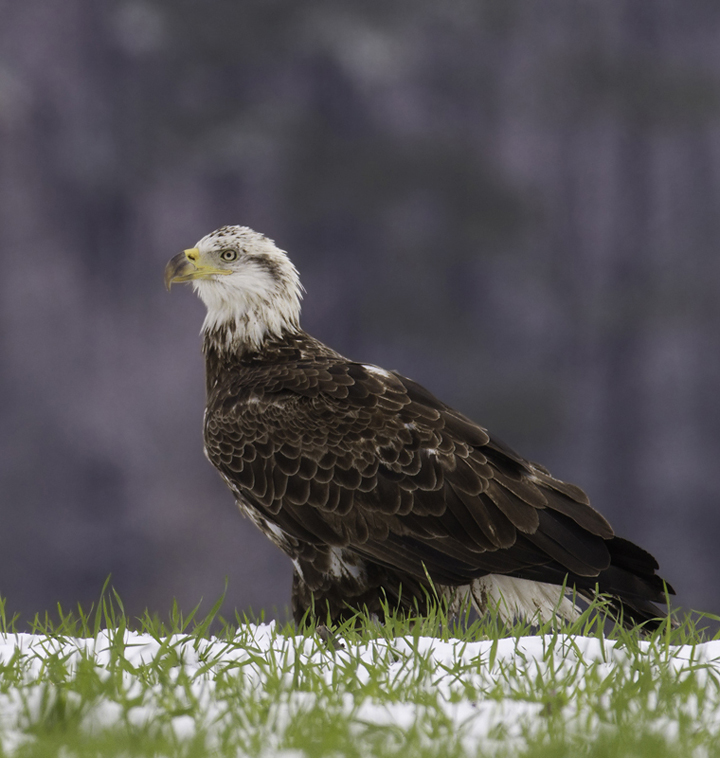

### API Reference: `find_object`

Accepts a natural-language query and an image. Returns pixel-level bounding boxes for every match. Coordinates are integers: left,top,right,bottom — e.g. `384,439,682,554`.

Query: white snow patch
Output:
0,626,718,755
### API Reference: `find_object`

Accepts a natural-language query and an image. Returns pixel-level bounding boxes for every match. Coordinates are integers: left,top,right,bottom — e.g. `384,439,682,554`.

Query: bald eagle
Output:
165,226,673,629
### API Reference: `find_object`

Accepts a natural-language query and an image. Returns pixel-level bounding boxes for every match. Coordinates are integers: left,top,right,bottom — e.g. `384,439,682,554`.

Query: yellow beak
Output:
164,248,231,290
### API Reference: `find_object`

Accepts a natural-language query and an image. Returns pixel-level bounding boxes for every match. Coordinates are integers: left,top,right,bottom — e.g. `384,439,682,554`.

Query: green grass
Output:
0,584,719,757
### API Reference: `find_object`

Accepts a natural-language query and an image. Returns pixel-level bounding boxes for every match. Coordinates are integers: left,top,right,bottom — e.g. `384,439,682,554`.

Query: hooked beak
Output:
164,248,231,290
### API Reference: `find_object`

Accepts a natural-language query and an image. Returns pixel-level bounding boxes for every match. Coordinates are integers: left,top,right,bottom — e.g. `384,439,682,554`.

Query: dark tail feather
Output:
583,536,675,631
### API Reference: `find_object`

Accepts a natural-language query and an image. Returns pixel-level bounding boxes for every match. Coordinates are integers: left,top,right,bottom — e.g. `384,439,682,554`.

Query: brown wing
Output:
203,356,654,597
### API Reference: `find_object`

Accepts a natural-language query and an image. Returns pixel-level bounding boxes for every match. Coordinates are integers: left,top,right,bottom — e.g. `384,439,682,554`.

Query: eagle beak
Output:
164,248,231,290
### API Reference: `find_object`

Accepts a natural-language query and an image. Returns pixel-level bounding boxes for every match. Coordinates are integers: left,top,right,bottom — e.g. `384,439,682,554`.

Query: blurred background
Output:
1,0,719,625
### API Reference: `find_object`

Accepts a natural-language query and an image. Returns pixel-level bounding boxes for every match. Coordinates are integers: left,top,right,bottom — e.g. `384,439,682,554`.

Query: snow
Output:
0,626,719,755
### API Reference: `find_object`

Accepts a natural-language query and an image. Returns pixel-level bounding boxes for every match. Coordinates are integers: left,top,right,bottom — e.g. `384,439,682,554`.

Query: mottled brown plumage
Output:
166,226,674,629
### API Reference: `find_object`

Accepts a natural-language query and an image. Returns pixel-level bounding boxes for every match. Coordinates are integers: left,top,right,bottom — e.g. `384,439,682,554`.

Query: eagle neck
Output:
202,330,346,396
202,317,299,356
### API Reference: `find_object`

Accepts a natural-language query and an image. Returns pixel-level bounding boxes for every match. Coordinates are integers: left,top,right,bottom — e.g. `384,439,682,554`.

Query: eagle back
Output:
202,331,616,587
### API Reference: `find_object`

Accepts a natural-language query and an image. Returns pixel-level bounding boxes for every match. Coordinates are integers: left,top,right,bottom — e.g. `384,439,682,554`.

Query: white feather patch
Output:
363,364,393,379
327,547,365,581
454,575,581,625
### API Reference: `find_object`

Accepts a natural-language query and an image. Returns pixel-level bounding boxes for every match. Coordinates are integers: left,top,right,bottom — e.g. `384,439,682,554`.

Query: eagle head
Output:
165,225,303,351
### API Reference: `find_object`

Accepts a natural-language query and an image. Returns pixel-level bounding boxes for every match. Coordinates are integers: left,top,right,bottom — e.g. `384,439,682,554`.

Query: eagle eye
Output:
220,249,238,262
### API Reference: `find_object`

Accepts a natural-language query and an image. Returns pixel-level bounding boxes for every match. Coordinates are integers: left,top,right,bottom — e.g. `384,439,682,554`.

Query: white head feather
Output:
191,226,303,352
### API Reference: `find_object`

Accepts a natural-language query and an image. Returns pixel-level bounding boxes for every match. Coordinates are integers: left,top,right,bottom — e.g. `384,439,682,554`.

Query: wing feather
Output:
451,487,517,549
203,348,667,617
483,484,540,533
443,488,505,551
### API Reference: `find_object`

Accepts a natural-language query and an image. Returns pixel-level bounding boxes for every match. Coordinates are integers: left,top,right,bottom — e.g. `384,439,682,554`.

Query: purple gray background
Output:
1,0,719,624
